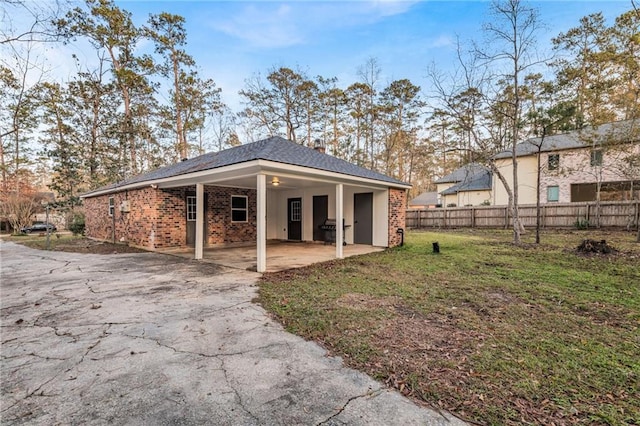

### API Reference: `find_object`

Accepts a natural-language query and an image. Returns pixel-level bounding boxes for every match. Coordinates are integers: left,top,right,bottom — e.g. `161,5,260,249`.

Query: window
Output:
591,150,603,166
290,200,301,222
108,197,115,217
547,185,559,202
548,154,559,171
231,195,248,222
186,196,196,222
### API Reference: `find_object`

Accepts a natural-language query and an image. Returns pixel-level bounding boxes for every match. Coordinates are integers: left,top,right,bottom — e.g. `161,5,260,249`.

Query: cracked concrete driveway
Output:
1,241,465,425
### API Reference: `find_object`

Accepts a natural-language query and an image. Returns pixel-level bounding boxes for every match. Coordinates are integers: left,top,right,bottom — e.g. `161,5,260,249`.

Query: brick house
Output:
81,137,410,272
492,120,640,205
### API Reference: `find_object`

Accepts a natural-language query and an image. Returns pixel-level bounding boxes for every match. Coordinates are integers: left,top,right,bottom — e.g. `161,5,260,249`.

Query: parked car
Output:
21,223,57,233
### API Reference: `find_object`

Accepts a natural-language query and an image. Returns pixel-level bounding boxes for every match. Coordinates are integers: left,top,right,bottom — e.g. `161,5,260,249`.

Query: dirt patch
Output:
484,290,518,304
16,237,148,254
336,293,402,310
366,314,485,415
373,314,478,358
575,238,617,255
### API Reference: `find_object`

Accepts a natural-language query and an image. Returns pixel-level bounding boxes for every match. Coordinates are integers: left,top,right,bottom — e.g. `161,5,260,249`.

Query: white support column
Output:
257,174,267,273
195,183,204,260
336,183,344,259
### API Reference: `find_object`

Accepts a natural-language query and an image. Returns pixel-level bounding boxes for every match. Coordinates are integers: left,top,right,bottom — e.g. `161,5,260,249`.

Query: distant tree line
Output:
1,0,638,237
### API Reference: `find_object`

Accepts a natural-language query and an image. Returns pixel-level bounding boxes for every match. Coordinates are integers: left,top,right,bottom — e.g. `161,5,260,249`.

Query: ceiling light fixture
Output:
271,177,280,186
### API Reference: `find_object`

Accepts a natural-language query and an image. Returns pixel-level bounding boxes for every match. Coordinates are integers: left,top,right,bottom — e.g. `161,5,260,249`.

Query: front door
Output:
287,197,302,241
353,192,373,245
186,193,207,247
312,195,328,241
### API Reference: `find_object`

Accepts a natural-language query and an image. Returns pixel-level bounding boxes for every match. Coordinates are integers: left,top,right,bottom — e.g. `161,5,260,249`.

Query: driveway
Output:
0,241,465,425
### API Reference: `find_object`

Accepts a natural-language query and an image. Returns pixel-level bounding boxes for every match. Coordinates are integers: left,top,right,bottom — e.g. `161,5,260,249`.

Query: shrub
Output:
574,218,589,230
68,212,85,236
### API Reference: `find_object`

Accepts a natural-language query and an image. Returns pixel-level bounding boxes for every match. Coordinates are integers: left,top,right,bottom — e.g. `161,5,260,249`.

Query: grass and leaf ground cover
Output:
258,230,640,425
5,233,145,253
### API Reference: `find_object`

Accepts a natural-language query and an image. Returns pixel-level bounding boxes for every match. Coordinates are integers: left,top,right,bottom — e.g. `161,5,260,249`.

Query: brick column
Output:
388,188,407,247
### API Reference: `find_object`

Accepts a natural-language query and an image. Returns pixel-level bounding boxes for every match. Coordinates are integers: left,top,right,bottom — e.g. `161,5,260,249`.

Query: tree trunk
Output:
0,136,7,192
174,52,186,160
489,161,518,237
535,150,541,244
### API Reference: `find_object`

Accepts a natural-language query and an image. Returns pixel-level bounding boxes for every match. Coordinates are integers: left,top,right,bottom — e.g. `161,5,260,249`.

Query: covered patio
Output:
160,241,385,272
82,137,409,273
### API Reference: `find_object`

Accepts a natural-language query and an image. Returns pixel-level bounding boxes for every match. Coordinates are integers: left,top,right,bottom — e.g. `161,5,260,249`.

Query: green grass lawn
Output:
4,233,145,253
258,230,640,425
3,232,78,250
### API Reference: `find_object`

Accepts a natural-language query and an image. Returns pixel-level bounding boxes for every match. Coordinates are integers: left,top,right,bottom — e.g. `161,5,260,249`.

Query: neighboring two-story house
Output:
492,120,640,205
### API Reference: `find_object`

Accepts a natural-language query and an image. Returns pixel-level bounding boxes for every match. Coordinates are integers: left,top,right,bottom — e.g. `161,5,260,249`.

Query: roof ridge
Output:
81,136,409,197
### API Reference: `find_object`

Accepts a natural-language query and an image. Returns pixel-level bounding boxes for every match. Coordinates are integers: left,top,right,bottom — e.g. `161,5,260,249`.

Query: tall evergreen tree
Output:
58,0,152,178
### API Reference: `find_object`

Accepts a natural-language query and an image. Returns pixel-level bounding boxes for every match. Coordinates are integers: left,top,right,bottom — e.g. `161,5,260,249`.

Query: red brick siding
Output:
84,194,114,243
84,185,257,250
388,188,407,247
83,188,158,250
156,188,186,248
206,187,257,245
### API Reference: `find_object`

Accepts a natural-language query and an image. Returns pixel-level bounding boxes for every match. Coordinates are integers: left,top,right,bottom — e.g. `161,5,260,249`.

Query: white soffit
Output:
83,159,410,198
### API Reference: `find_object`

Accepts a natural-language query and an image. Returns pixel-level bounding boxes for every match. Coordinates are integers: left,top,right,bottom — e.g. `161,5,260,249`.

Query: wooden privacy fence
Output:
406,201,640,230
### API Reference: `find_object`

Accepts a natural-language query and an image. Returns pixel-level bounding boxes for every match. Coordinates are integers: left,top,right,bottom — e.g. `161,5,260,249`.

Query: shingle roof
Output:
440,170,492,195
408,191,439,207
493,120,639,159
83,136,409,197
434,163,489,184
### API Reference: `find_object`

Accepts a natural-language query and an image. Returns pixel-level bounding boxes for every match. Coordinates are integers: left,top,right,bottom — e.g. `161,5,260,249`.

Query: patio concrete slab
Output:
162,241,385,272
0,241,465,425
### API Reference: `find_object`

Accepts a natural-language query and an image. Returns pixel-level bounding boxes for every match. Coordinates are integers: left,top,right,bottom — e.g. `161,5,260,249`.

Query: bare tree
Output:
357,57,382,169
0,192,38,234
207,106,237,152
239,67,311,143
478,0,545,244
0,0,67,45
0,40,45,194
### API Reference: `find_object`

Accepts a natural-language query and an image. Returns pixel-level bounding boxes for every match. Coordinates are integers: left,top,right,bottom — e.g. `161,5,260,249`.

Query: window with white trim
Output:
108,197,115,217
547,185,559,202
548,154,559,171
186,196,196,221
231,195,248,222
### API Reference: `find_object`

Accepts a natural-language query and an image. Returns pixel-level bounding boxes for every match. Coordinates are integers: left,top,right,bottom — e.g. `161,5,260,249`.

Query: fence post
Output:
405,201,634,230
504,206,509,229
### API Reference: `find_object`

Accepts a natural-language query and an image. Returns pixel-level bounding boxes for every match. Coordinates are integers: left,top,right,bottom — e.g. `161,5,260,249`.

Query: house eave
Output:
80,159,411,199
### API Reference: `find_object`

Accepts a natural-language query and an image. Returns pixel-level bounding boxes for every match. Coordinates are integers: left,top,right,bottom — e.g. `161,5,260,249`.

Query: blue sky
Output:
114,0,632,110
10,1,635,112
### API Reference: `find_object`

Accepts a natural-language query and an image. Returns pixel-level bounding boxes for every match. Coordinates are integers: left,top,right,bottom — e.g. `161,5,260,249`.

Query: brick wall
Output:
156,188,186,248
388,188,407,247
84,194,113,242
540,144,640,203
206,187,257,245
84,185,257,250
84,188,158,250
